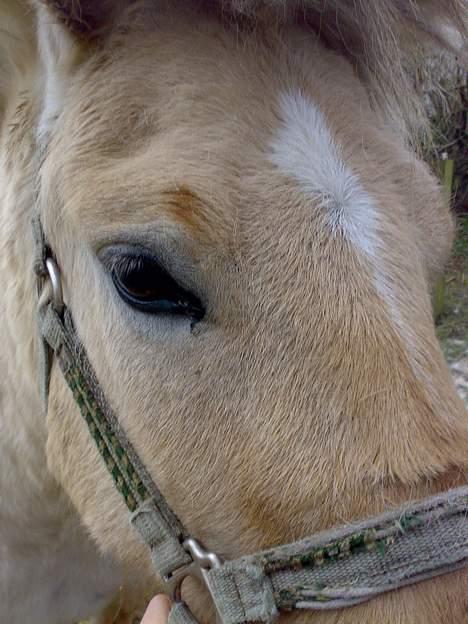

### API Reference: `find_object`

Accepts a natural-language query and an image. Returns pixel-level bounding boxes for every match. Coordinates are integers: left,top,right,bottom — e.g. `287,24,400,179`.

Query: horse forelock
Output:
35,0,468,143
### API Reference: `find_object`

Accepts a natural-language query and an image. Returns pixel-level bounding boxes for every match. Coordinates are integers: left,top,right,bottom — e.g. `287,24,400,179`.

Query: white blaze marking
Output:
269,90,381,260
269,90,423,371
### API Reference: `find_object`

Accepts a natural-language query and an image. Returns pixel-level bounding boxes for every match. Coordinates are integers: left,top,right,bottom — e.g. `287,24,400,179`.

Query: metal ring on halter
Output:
165,538,223,621
45,257,64,315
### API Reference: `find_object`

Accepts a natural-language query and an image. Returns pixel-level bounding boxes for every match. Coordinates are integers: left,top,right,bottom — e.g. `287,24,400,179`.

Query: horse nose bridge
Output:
244,313,327,388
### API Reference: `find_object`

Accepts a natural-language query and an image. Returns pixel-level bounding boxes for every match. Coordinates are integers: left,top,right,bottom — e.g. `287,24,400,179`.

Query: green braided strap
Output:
38,302,192,578
204,486,468,623
65,365,148,511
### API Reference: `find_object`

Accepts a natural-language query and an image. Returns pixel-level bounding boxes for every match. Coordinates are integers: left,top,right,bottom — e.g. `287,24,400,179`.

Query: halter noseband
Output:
33,217,468,624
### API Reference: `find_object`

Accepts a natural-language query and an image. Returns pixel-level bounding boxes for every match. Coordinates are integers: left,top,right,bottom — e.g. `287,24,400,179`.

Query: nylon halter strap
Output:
33,217,468,624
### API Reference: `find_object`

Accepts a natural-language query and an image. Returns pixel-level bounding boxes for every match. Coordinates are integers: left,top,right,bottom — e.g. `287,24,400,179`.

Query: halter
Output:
33,218,468,624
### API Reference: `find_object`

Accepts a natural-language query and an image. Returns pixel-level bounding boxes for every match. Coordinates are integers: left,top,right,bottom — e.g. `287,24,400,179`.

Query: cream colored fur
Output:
0,1,467,623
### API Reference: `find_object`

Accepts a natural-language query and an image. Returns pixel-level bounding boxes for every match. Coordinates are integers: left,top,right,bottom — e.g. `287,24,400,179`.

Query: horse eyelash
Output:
110,254,149,279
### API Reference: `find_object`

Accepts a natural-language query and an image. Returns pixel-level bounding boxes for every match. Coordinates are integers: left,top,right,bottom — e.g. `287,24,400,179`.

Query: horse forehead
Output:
268,90,381,257
55,28,389,257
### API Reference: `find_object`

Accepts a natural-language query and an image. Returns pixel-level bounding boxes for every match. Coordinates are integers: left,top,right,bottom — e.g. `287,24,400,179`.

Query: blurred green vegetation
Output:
435,214,468,360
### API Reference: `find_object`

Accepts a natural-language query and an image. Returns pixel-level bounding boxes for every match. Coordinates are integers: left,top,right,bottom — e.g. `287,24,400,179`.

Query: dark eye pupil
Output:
112,255,204,321
120,261,171,301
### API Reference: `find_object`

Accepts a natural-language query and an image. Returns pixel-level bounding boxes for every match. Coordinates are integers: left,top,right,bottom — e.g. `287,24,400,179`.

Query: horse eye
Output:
111,254,205,321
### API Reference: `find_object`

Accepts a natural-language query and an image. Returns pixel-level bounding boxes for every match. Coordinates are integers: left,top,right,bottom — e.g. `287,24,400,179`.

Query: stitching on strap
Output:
39,302,191,576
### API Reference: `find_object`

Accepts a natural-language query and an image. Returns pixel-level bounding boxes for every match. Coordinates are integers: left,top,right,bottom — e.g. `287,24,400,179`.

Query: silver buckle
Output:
37,256,64,316
45,257,64,315
165,538,223,619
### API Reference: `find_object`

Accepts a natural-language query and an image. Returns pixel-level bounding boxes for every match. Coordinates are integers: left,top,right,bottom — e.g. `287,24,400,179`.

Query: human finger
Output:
140,594,172,624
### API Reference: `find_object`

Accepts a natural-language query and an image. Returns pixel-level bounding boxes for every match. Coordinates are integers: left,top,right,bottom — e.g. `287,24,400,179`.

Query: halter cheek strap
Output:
33,217,468,624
